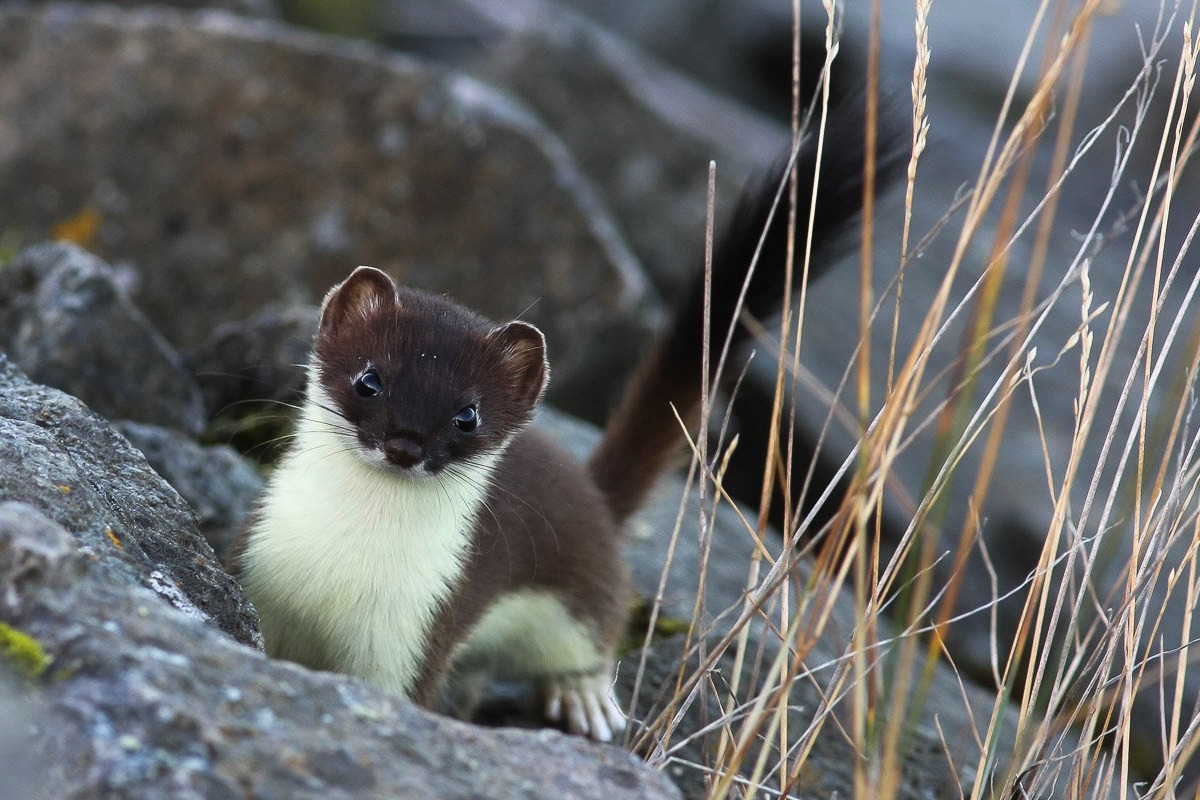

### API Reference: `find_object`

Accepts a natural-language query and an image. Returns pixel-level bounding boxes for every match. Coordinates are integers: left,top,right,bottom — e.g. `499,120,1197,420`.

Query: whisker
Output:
446,458,558,555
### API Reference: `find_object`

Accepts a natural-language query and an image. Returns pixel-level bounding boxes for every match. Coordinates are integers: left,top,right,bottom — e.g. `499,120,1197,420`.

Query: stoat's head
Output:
310,266,549,478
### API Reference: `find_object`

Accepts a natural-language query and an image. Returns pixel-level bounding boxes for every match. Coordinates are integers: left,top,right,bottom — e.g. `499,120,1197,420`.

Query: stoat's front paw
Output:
543,670,626,742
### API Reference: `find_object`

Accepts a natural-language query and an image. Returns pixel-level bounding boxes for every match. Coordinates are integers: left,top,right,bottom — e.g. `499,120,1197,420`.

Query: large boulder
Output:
461,0,787,300
0,354,260,648
0,498,681,799
0,3,653,412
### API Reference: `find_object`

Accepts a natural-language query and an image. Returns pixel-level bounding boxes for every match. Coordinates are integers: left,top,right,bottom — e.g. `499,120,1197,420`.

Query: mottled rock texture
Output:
0,3,652,412
189,303,319,420
114,421,263,561
0,499,681,800
0,354,260,648
0,242,207,435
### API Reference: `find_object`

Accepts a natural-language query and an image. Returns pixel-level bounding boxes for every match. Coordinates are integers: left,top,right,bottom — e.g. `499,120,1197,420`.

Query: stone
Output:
0,3,653,411
0,501,681,800
0,242,207,436
462,0,788,301
114,421,264,562
189,303,319,421
0,354,261,648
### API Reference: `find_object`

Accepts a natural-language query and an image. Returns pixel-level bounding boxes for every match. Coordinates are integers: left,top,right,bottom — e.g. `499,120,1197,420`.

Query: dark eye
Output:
354,369,383,397
453,405,479,432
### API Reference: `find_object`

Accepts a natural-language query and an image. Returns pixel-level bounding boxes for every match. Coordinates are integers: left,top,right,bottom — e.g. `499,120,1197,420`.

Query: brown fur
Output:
411,431,629,703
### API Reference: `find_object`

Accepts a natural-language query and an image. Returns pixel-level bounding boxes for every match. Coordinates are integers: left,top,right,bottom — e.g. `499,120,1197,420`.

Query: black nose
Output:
383,435,424,469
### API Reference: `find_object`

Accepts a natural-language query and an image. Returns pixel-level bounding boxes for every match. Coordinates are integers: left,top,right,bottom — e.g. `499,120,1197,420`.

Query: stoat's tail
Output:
589,99,904,524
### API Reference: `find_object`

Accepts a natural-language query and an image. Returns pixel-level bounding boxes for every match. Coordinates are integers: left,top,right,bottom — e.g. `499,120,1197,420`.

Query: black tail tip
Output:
713,90,908,316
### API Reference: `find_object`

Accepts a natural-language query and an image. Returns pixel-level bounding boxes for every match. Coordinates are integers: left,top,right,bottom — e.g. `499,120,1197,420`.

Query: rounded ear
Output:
319,266,399,335
489,321,549,408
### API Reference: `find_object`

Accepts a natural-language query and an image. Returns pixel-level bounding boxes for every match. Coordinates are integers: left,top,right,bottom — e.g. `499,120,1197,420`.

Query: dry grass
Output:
627,0,1200,797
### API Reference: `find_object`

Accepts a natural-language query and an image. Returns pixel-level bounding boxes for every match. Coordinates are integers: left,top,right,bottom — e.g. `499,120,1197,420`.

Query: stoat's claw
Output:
603,688,627,734
545,690,563,723
543,671,625,742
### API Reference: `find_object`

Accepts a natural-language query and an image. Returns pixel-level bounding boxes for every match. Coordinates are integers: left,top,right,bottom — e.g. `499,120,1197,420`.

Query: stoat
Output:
232,103,898,742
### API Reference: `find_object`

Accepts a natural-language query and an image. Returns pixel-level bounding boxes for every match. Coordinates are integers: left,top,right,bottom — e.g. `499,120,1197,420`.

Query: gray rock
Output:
554,0,824,121
372,0,792,304
189,303,319,420
26,0,280,17
0,677,43,800
0,242,207,436
0,354,261,648
0,500,681,800
461,0,787,301
114,421,264,562
558,0,1177,131
0,3,654,412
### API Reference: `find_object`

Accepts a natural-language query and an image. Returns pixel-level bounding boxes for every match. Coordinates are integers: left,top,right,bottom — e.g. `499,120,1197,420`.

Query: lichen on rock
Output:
0,622,51,679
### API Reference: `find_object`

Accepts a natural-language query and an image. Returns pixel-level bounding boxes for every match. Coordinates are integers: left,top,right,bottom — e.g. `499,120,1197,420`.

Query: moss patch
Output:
0,622,51,678
620,597,691,654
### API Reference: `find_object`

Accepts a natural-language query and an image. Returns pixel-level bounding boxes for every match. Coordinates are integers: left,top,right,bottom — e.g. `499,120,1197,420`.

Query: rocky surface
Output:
114,421,263,562
0,499,681,800
189,302,319,421
0,242,207,436
462,0,787,301
0,354,260,649
0,2,653,413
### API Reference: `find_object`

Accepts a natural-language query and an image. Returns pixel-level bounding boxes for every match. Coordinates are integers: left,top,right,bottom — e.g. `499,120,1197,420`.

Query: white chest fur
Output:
238,387,495,695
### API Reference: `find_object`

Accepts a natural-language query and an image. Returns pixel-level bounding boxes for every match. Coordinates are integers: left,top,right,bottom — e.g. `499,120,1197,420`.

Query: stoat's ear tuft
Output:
489,321,549,409
319,266,400,336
